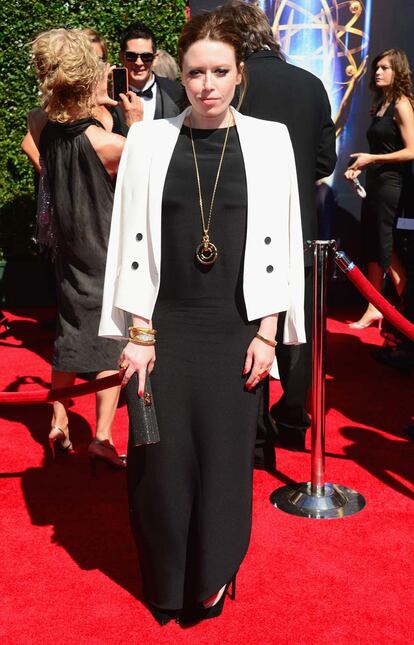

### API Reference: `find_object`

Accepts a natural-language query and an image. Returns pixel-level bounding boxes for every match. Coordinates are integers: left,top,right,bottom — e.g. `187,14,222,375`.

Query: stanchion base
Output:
270,482,366,519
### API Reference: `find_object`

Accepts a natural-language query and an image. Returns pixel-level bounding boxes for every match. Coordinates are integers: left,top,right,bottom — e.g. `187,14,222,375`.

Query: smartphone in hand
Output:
109,67,128,101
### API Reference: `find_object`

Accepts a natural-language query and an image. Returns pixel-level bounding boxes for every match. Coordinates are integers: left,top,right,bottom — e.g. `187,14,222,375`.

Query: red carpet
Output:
1,308,413,644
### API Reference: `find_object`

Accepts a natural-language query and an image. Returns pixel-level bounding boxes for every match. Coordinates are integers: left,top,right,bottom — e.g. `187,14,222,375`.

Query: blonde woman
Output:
22,28,114,171
31,28,141,467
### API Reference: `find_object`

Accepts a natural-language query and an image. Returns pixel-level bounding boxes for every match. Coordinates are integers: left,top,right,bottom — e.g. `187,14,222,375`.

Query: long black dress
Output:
127,125,261,611
39,118,120,373
361,101,410,269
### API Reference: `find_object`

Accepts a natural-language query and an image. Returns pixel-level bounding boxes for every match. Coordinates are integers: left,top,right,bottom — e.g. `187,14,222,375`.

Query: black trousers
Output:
271,266,313,434
255,266,313,461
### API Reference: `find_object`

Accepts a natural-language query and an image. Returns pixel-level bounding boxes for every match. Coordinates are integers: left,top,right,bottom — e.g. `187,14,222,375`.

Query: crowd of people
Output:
20,0,414,628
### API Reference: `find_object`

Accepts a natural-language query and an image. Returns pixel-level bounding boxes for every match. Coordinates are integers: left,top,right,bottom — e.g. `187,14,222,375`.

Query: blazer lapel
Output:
232,109,263,233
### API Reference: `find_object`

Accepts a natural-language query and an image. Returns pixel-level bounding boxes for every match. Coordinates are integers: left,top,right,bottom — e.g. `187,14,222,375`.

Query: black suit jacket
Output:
238,51,337,263
111,74,184,137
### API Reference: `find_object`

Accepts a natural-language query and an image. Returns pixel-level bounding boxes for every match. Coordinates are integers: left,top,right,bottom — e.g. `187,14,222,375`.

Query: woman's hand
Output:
96,64,118,108
344,167,362,181
347,152,375,171
118,92,144,127
243,337,275,390
119,342,156,396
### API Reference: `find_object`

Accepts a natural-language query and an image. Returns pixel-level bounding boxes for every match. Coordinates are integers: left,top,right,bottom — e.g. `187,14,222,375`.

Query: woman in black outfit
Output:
31,29,141,466
346,48,414,329
100,11,305,624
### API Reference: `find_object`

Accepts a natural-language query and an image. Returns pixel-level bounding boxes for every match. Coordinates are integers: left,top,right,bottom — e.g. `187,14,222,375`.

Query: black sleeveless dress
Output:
39,118,120,373
361,101,410,269
127,126,261,612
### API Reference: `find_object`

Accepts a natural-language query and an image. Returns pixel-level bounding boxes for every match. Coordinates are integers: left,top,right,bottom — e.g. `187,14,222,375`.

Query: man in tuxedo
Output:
111,22,183,135
220,1,337,463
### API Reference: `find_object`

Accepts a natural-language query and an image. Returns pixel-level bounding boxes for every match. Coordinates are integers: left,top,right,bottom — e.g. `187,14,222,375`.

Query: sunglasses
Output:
124,51,155,64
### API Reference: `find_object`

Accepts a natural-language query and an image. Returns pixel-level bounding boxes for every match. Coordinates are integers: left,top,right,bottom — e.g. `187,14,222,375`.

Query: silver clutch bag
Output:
125,372,160,446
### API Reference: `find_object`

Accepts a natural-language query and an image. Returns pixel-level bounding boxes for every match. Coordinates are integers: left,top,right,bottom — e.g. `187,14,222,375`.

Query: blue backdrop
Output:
189,0,414,260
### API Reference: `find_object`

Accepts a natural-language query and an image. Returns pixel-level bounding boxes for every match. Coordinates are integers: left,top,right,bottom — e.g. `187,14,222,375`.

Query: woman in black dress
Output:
31,29,141,465
346,48,414,329
22,29,113,173
100,11,305,624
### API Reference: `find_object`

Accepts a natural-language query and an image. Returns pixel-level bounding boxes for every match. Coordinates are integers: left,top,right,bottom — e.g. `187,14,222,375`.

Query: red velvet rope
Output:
336,257,414,342
0,369,124,405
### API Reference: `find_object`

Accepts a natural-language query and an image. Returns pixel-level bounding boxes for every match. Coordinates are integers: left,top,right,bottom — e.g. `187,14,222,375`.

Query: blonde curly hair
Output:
31,28,104,123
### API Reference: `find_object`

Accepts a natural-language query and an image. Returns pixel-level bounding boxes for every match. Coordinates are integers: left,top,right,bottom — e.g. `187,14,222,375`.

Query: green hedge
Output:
0,0,185,261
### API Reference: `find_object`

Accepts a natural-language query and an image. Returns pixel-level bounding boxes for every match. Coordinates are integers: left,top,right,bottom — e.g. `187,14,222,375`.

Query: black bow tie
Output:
133,80,155,99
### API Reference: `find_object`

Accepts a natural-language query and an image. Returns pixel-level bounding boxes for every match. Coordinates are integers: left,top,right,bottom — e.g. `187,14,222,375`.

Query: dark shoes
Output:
149,605,180,626
88,439,127,474
149,574,237,626
275,428,306,451
272,420,307,452
179,575,237,626
254,421,307,462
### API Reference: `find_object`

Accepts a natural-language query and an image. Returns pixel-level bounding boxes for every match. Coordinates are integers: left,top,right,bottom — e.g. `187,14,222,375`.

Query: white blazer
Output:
99,107,306,353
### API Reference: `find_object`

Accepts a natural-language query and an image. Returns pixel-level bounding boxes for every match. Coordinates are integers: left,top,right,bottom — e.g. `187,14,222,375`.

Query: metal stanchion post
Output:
270,241,366,519
311,240,328,497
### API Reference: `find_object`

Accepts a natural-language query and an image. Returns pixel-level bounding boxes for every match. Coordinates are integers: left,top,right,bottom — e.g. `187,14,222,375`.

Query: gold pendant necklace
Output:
189,114,231,266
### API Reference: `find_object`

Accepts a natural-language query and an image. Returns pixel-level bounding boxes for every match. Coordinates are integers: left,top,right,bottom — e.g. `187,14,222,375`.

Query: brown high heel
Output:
88,439,126,475
48,425,74,459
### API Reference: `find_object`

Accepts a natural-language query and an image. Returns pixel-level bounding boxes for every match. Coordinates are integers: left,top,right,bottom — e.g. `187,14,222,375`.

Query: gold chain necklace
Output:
189,114,231,266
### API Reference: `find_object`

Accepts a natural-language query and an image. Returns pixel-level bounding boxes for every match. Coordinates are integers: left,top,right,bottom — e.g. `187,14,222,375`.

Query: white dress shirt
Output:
130,75,157,121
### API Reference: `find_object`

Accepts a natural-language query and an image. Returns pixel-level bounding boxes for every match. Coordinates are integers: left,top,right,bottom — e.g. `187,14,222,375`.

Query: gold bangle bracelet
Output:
129,332,155,340
255,333,277,348
128,326,157,335
128,338,156,346
129,337,155,344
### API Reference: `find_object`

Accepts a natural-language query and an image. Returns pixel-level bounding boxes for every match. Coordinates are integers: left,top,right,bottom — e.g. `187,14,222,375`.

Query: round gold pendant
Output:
196,239,218,265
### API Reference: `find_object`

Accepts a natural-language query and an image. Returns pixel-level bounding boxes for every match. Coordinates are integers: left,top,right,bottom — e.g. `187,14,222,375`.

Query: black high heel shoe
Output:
203,574,236,616
148,604,180,626
180,573,237,625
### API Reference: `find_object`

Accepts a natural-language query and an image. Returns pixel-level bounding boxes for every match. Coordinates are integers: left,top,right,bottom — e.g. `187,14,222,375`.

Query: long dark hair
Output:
370,48,414,111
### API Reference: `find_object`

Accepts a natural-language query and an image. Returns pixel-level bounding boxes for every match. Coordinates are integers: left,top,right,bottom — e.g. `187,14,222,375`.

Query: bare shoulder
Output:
85,125,125,178
85,125,125,155
395,95,414,119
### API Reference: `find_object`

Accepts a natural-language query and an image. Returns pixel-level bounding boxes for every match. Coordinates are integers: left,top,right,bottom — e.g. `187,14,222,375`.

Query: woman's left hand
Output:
348,152,375,171
243,337,275,390
96,64,118,107
344,167,361,181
